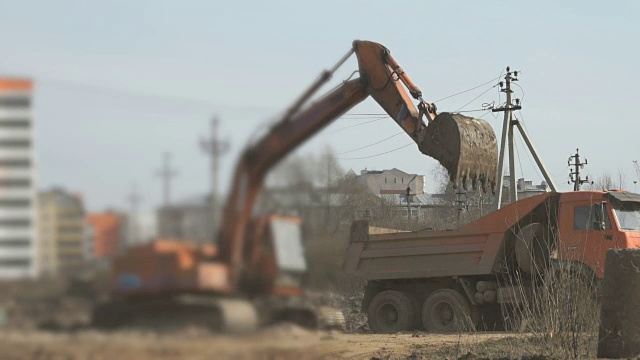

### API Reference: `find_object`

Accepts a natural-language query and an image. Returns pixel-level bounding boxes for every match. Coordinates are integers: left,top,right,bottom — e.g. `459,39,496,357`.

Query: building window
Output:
0,139,31,148
394,178,397,184
385,178,387,184
0,239,30,247
0,219,30,227
0,199,30,207
402,178,404,183
0,258,30,267
0,178,31,187
0,159,30,167
0,97,30,107
0,119,30,128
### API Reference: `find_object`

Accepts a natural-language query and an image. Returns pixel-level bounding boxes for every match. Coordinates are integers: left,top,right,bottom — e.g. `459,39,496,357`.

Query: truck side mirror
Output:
593,221,605,231
593,201,607,231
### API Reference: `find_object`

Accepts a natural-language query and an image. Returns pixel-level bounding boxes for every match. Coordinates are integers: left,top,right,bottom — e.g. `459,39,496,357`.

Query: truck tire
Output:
422,289,475,333
515,223,552,275
367,290,415,333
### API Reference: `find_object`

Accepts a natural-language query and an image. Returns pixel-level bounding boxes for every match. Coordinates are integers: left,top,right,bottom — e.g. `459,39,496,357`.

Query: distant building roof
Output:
376,193,449,206
357,168,417,177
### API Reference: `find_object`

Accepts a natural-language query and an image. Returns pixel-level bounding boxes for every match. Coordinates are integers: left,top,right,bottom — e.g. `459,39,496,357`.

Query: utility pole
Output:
200,116,230,231
633,161,640,192
127,182,141,246
406,175,418,221
493,67,557,210
494,67,520,207
568,149,591,191
155,152,178,206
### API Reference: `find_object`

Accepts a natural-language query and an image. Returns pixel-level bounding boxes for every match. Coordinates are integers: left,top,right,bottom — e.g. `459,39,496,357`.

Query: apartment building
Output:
0,78,36,278
38,188,86,275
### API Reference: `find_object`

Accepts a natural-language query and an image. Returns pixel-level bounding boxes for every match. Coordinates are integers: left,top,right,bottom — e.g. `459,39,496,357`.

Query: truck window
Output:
612,202,640,231
574,205,612,230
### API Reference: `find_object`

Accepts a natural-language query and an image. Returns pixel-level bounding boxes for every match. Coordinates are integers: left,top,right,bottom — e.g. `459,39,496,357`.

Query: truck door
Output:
559,201,616,278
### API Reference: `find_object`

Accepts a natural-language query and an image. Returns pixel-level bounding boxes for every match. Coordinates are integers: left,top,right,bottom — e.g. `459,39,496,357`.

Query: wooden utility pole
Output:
200,116,230,230
568,149,591,191
155,152,177,206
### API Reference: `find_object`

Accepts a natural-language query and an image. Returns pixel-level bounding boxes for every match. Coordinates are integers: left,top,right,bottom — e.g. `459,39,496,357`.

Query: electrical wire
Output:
456,108,490,114
329,117,387,133
342,113,387,116
338,132,403,154
453,84,499,113
513,82,525,106
433,75,502,103
338,142,414,160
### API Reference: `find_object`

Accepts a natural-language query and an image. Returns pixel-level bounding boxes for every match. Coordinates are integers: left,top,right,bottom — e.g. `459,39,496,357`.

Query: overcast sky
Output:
1,1,639,211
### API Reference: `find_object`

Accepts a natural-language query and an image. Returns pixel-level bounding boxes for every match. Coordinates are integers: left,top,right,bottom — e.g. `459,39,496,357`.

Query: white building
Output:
355,168,426,195
501,175,549,204
0,78,36,278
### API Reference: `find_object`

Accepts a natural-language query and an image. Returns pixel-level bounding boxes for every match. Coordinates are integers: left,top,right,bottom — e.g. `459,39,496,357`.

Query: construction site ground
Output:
0,327,535,360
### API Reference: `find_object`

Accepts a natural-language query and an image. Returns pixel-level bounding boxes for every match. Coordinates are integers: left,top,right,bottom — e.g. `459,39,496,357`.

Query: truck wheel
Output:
367,290,415,333
422,289,475,333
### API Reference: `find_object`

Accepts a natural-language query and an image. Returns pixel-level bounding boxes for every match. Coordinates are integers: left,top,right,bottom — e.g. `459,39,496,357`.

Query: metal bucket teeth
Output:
419,112,498,192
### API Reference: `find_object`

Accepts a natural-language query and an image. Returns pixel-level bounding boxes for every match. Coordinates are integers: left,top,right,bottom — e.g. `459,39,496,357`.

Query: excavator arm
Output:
218,40,498,292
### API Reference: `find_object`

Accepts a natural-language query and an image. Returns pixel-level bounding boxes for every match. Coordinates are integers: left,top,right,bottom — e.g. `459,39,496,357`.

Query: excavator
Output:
91,40,498,333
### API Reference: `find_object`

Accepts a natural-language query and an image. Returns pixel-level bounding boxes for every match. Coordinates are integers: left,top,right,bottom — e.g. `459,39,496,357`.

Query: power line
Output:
338,132,403,154
342,113,387,116
513,82,526,106
338,142,414,160
37,75,277,113
433,75,502,103
456,108,490,114
329,116,387,133
453,84,499,113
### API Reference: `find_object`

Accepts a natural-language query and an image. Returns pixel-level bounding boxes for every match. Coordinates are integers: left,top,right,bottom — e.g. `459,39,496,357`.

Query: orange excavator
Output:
92,40,498,332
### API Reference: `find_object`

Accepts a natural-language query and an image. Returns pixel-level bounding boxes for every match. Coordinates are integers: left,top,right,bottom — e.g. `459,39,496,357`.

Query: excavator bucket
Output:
419,112,498,192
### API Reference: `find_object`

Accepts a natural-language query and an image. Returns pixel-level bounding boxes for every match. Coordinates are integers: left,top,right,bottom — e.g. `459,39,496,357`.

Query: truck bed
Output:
342,193,557,281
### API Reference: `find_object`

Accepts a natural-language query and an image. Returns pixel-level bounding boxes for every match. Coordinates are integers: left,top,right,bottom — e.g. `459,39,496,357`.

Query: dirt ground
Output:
0,326,521,360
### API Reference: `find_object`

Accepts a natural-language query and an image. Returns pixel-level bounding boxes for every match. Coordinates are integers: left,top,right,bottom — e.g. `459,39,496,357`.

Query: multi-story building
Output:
0,78,37,279
37,188,86,275
355,168,426,195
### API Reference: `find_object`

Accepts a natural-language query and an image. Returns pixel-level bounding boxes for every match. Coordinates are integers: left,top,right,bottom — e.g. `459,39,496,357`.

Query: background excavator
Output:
91,40,498,333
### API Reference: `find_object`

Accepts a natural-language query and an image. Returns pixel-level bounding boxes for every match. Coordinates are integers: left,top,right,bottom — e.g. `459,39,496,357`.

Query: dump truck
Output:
91,40,499,333
343,190,640,333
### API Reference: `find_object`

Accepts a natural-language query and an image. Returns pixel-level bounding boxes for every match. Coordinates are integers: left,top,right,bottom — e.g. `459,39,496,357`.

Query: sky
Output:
1,0,639,212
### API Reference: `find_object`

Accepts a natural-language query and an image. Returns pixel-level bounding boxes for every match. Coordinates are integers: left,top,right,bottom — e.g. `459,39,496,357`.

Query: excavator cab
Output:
242,215,307,297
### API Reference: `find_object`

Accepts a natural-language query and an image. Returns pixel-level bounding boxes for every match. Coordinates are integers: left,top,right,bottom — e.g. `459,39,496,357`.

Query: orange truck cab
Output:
557,190,640,279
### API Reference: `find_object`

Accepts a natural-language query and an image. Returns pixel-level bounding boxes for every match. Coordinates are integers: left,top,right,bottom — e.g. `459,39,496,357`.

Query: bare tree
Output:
587,171,615,191
617,168,627,190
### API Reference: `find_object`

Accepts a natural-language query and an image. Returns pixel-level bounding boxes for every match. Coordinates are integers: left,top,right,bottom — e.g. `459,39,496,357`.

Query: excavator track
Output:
92,294,344,334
